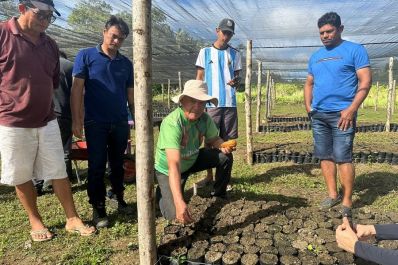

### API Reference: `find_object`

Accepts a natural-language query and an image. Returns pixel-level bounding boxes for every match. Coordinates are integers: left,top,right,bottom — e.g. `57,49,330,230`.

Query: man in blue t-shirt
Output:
304,12,372,221
71,16,134,229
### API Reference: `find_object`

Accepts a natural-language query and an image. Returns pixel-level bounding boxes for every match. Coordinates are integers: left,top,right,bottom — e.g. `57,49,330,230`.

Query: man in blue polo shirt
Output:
304,12,372,222
71,15,134,228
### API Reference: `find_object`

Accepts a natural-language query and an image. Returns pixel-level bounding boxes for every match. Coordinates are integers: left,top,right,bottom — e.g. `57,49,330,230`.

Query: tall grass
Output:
236,82,392,109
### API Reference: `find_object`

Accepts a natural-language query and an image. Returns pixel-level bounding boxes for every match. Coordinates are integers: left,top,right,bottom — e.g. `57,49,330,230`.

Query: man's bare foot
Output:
30,228,53,242
65,217,96,235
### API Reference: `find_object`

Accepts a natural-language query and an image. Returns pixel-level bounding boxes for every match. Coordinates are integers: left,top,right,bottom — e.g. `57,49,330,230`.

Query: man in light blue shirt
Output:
304,12,372,222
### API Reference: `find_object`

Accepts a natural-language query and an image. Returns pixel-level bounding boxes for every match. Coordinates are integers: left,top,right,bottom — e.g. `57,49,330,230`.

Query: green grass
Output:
1,90,398,264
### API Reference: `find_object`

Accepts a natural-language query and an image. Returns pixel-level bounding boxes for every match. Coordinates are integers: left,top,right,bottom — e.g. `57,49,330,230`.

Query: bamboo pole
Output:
161,83,165,102
245,40,253,165
132,0,157,264
255,61,262,133
167,79,171,109
374,81,379,111
264,70,270,119
385,57,394,132
178,71,182,93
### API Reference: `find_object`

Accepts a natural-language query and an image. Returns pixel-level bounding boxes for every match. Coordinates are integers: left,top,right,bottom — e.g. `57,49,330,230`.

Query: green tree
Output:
66,0,208,60
0,1,19,20
67,0,112,34
118,7,175,47
372,59,398,84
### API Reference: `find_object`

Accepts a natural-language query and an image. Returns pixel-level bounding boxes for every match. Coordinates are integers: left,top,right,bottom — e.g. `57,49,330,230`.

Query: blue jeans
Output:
311,111,356,163
85,120,129,206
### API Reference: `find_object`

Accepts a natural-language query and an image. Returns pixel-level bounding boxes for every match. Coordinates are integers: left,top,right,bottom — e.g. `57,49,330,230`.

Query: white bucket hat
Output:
172,80,218,106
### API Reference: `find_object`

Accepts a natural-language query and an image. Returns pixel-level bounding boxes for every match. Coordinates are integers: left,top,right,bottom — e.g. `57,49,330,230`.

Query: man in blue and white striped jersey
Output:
195,18,242,188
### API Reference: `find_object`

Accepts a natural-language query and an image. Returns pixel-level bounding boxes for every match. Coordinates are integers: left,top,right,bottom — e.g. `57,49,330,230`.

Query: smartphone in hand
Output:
230,76,241,87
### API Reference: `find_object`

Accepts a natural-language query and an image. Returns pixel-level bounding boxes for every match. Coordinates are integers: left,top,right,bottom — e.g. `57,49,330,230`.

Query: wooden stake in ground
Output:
245,40,253,165
266,77,272,119
255,61,262,133
265,70,270,119
392,79,396,115
374,81,379,111
268,78,274,115
167,79,171,109
271,78,276,109
161,83,165,102
385,57,394,132
132,0,157,264
178,71,182,93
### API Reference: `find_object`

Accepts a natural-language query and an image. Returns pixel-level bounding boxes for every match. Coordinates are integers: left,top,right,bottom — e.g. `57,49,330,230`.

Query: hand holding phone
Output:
228,76,241,87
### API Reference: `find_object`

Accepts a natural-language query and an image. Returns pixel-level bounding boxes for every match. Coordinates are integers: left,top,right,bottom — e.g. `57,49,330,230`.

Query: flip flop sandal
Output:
65,224,96,236
30,228,53,242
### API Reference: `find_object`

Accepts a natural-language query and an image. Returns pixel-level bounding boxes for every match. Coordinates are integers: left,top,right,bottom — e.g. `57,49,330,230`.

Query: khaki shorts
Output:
0,119,67,186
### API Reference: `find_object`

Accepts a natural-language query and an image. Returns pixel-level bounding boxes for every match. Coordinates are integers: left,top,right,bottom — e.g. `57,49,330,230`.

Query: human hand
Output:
338,108,356,131
220,139,237,154
175,200,193,224
227,76,241,87
355,224,376,240
220,146,234,154
336,217,358,254
72,120,83,139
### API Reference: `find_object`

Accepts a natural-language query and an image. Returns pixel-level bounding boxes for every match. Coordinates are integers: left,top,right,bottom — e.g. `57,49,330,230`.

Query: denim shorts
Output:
310,111,356,163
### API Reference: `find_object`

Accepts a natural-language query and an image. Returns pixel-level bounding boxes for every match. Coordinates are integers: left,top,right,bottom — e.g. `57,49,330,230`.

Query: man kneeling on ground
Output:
155,80,235,224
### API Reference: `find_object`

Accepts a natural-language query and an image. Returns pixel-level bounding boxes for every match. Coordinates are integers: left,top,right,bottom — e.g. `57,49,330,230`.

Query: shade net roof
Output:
1,0,398,83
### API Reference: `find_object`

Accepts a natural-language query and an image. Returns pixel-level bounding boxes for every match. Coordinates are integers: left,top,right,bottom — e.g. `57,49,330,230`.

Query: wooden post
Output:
272,78,276,108
270,78,275,111
161,83,165,102
132,0,157,264
167,79,171,109
265,70,270,119
245,40,253,165
266,76,272,118
178,71,182,93
385,57,394,132
392,80,397,114
255,61,262,133
374,81,379,111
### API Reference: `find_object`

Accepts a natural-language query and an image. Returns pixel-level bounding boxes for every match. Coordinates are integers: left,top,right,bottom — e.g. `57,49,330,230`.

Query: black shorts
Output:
206,107,238,140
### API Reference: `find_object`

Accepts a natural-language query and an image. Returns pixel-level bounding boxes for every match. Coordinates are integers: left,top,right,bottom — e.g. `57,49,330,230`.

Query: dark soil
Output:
158,196,393,264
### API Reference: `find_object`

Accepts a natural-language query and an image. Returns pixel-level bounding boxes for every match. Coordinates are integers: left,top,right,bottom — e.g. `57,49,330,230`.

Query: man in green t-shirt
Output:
155,80,235,224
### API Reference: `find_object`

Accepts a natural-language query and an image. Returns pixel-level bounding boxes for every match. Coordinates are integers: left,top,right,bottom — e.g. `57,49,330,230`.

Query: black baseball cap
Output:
218,18,235,34
20,0,61,16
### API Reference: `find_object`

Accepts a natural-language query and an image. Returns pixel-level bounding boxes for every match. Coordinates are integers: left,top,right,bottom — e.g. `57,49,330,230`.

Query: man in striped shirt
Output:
195,18,242,189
